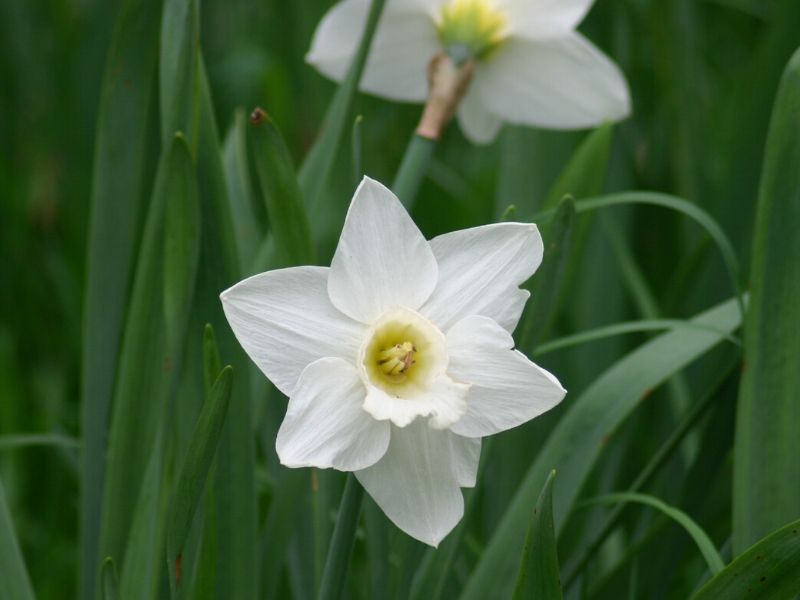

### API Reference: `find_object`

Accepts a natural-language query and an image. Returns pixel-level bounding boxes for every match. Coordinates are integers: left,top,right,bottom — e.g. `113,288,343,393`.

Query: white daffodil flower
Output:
221,177,566,546
307,0,631,144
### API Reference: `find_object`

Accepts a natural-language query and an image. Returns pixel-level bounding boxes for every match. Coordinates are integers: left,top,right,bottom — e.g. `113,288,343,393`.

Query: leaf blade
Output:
733,46,800,554
513,470,562,600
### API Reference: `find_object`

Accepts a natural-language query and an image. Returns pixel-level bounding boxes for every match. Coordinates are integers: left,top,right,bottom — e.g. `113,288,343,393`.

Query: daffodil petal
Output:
421,222,542,333
276,358,389,471
447,315,566,437
306,0,441,103
456,85,503,144
329,177,438,323
451,433,481,487
477,32,630,130
362,374,469,429
220,266,364,396
502,0,594,38
355,421,474,547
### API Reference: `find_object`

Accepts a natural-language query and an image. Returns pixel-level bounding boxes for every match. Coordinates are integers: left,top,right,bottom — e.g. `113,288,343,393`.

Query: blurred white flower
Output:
221,177,565,546
307,0,631,143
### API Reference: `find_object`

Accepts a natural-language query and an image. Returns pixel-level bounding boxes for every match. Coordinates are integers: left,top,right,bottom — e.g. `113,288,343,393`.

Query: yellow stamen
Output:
378,342,417,378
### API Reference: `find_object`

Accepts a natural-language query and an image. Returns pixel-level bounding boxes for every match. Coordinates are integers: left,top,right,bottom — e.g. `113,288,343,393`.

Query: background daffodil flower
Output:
307,0,631,143
221,177,566,546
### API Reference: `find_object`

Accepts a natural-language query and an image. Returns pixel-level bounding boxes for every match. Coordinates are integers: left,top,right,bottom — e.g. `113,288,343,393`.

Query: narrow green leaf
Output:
192,54,257,599
0,433,80,451
513,470,562,600
80,0,160,593
581,492,725,576
164,133,201,357
318,474,365,600
298,0,387,219
222,108,263,270
518,195,575,351
351,115,364,186
460,297,743,599
202,323,222,395
101,557,118,600
100,134,197,574
260,469,311,600
248,108,314,266
692,519,800,600
118,431,167,600
0,478,35,600
542,124,614,210
160,0,200,146
392,134,437,208
733,47,800,554
534,192,745,320
562,353,739,586
168,366,233,595
534,319,741,358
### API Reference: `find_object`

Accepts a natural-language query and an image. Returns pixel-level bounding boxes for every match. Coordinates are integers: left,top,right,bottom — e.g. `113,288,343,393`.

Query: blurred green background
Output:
1,0,798,598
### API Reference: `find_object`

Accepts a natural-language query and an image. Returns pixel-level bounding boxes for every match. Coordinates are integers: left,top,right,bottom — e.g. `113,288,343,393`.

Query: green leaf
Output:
101,557,118,600
460,296,743,599
733,47,800,554
222,108,263,270
561,353,739,586
202,323,222,395
535,319,741,357
163,134,201,357
100,134,198,576
0,434,80,451
580,492,725,576
80,0,160,594
0,478,35,600
191,54,257,599
118,430,167,600
517,195,575,351
542,124,614,210
535,192,745,320
248,108,315,266
513,470,562,600
692,519,800,600
298,0,387,232
160,0,200,147
392,134,436,208
318,474,365,600
167,366,233,595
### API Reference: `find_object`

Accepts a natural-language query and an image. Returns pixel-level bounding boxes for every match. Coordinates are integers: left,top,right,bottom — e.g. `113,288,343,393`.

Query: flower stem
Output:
318,473,365,600
392,53,474,208
391,133,436,207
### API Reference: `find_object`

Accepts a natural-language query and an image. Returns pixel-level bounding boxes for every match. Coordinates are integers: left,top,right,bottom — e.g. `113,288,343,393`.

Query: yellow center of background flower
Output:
360,308,447,398
437,0,508,62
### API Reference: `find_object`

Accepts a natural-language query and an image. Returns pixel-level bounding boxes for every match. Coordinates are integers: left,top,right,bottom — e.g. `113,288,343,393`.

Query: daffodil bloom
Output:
221,177,566,545
307,0,631,144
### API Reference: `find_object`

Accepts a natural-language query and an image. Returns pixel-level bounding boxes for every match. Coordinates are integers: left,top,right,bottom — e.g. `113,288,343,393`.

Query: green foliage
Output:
1,1,799,598
0,479,35,600
733,46,800,555
692,518,800,600
513,470,562,600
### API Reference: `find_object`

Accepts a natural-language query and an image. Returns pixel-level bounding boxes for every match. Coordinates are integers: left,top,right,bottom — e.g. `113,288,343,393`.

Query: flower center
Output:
359,307,447,397
437,0,508,63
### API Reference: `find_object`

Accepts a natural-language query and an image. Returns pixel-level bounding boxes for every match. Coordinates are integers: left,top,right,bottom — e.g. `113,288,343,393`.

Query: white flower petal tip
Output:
219,266,365,397
355,422,477,547
447,315,566,438
422,221,543,333
328,177,438,324
276,358,390,471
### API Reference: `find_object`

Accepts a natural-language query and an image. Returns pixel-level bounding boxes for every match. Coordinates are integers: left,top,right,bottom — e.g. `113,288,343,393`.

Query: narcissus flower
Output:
307,0,631,143
221,177,566,545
